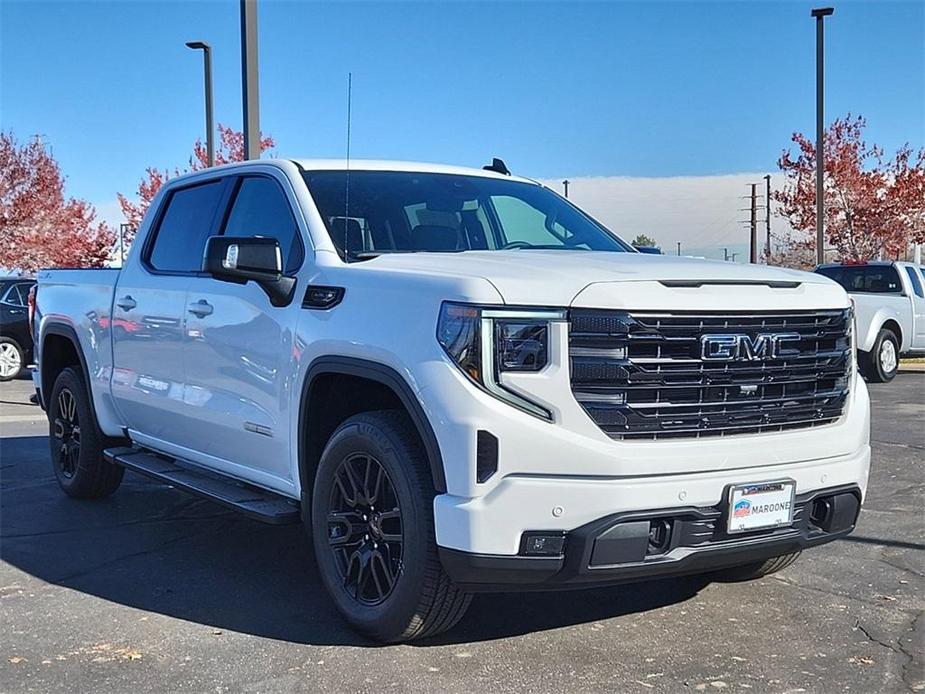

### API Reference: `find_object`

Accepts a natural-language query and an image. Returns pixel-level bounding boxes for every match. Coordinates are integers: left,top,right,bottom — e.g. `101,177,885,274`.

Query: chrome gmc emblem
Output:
700,333,801,361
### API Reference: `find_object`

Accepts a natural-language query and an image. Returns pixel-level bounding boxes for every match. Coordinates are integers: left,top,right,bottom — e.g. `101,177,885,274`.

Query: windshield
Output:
302,170,632,260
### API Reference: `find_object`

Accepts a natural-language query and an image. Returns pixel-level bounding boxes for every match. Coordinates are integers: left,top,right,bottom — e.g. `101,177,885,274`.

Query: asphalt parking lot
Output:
1,373,922,693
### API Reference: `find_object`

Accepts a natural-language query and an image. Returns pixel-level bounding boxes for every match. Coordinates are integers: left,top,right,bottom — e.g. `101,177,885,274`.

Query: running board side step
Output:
103,447,300,525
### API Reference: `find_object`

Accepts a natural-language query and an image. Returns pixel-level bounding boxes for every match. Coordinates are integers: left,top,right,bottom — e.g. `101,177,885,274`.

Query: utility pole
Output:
677,241,681,256
764,174,772,261
749,183,758,264
724,248,729,261
241,0,261,160
812,7,834,265
562,180,570,198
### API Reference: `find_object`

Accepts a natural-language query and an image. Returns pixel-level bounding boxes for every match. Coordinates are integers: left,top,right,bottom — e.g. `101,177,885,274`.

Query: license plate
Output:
727,480,796,534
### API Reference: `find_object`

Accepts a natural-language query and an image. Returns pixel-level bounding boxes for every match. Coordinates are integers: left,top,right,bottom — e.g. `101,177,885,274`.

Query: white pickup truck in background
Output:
32,158,871,642
815,261,925,382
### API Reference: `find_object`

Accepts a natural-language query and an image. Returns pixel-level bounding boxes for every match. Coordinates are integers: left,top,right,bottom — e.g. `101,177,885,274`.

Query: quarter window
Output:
148,180,225,272
223,177,304,273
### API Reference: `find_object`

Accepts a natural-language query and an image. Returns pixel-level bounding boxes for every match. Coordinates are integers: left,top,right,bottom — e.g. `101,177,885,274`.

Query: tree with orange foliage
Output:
772,115,924,268
117,125,274,243
0,132,115,272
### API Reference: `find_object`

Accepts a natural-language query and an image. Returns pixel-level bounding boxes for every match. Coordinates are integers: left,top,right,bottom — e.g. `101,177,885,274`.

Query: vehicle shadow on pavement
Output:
1,435,708,647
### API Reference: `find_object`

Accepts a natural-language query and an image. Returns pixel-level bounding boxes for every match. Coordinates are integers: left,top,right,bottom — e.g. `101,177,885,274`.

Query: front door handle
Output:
116,295,137,311
188,299,214,318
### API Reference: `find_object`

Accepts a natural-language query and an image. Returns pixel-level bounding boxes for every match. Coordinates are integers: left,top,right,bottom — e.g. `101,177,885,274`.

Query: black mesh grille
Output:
569,309,852,440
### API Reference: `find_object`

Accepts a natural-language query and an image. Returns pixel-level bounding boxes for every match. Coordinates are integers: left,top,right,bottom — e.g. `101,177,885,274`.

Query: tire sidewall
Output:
311,415,432,639
0,337,23,382
874,330,899,382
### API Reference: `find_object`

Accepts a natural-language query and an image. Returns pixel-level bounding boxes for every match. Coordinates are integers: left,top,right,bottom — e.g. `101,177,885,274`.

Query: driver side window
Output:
223,176,305,273
490,195,570,248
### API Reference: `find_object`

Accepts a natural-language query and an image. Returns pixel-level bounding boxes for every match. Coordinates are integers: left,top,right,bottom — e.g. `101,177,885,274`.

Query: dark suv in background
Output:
0,277,35,381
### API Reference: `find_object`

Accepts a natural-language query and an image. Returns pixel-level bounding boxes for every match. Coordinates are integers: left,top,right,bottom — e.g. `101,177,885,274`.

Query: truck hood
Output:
360,250,839,307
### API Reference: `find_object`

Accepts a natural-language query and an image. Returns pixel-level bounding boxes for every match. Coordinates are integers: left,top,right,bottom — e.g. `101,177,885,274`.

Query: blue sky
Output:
2,0,922,237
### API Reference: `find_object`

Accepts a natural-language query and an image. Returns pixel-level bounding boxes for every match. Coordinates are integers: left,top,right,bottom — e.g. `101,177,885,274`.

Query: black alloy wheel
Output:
53,387,81,479
310,411,471,642
327,453,404,605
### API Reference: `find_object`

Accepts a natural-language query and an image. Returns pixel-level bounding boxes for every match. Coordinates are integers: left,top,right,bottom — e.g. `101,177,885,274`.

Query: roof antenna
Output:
343,71,352,258
483,157,511,175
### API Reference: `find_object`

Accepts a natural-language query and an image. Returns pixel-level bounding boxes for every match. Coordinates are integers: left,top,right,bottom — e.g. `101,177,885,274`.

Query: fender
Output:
39,322,95,419
857,306,905,353
299,355,447,497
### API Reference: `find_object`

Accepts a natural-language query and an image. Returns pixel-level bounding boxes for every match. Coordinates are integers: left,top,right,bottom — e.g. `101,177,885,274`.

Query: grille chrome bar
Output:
569,309,851,440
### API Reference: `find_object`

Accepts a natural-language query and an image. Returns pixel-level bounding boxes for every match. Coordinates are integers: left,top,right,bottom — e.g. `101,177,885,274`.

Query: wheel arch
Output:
298,356,447,519
40,323,93,415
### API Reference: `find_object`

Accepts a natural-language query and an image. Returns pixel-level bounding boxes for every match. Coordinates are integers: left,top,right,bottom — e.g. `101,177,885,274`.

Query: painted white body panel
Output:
34,159,872,558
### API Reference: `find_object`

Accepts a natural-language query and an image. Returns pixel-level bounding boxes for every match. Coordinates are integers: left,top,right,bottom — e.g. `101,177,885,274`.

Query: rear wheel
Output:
49,367,124,499
713,551,801,582
861,328,899,383
0,337,24,381
310,410,471,642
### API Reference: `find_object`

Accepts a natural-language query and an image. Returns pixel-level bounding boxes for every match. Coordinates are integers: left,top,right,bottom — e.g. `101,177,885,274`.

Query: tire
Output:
0,337,24,381
48,367,124,499
860,329,899,383
311,410,471,643
713,551,801,582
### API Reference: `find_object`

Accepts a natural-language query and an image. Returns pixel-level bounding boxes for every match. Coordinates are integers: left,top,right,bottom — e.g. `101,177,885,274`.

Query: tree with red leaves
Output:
772,115,925,268
118,124,274,243
0,132,115,273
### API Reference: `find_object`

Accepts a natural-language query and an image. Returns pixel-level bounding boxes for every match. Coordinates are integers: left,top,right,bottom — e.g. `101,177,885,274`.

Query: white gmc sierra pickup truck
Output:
33,159,870,642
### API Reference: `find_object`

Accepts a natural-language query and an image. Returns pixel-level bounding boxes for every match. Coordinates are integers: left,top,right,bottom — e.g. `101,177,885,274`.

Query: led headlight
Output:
437,303,567,419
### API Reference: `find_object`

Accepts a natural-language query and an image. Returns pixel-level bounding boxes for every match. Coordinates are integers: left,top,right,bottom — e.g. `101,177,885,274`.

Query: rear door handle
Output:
188,300,213,318
116,295,137,311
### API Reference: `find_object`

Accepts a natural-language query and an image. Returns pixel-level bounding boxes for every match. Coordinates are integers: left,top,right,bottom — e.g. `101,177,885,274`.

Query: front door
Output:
180,173,306,490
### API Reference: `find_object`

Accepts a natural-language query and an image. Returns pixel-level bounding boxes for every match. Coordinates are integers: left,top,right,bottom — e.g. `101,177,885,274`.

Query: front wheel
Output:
860,329,899,383
48,367,124,499
310,410,471,642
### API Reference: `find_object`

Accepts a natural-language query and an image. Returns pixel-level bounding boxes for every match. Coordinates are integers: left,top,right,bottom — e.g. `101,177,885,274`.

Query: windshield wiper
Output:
347,249,466,261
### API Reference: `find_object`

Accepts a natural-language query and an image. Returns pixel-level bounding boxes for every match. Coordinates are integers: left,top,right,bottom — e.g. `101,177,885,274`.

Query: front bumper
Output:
440,484,861,591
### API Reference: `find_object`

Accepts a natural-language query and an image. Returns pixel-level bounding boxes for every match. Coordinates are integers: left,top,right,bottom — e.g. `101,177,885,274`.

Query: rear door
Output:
179,171,307,490
900,264,925,349
110,178,228,444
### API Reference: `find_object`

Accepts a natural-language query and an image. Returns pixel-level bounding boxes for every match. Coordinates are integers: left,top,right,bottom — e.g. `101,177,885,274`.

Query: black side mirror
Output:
202,236,296,306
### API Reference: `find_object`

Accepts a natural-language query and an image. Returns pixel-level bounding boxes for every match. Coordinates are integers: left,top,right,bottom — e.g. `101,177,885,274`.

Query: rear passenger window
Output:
905,267,924,298
2,283,27,306
148,180,225,272
223,177,304,273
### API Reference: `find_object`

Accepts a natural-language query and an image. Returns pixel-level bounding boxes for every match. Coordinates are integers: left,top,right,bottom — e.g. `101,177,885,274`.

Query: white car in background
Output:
816,261,925,382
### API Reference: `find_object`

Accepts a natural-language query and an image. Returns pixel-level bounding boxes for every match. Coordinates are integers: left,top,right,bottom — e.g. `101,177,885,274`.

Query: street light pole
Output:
186,41,214,167
812,7,834,266
241,0,261,160
562,180,570,198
